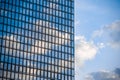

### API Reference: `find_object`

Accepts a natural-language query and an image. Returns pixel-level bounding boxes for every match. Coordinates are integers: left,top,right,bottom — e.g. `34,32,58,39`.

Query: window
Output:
0,0,74,79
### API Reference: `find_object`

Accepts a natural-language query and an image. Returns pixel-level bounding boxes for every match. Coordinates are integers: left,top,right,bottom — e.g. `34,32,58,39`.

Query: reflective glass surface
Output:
0,0,74,80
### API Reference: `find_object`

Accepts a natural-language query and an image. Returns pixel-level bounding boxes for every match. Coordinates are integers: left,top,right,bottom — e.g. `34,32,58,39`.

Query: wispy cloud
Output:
93,20,120,49
85,68,120,80
75,20,120,80
75,28,108,79
75,20,81,28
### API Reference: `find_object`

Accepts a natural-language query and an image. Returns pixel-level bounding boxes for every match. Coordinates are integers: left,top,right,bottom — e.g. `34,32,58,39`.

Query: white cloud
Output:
31,40,50,54
43,2,59,13
35,20,51,28
35,20,70,45
1,19,71,62
92,20,120,49
75,35,98,67
2,35,20,55
75,35,99,79
49,2,58,9
2,20,70,55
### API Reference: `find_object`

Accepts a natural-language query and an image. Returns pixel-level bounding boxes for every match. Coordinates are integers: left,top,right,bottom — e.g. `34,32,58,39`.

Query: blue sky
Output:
75,0,120,80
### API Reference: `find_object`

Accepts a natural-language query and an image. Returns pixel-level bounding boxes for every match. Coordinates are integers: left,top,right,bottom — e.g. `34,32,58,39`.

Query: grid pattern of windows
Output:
0,0,74,80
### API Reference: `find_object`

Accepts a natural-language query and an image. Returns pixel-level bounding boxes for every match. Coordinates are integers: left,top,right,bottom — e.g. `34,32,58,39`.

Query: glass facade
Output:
0,0,74,80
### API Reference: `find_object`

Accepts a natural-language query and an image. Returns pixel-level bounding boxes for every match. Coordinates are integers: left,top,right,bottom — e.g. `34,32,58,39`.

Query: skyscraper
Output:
0,0,74,80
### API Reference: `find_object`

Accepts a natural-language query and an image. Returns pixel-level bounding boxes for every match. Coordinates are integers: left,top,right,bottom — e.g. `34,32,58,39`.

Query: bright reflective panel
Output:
0,0,74,80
